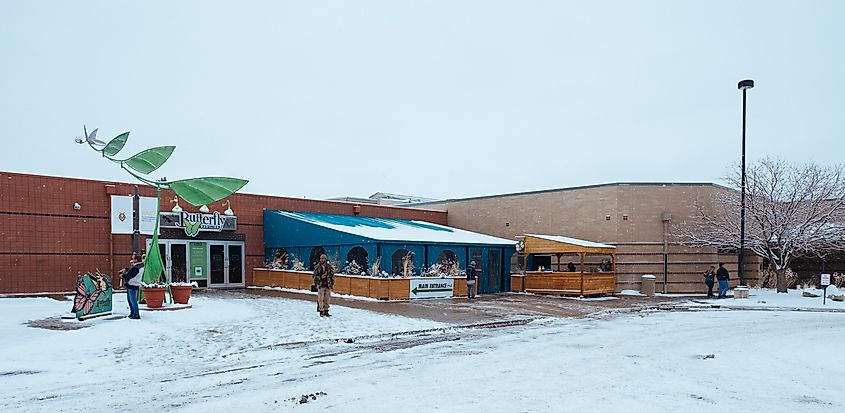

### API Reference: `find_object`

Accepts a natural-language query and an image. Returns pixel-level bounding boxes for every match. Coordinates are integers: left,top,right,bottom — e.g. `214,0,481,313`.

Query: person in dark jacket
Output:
716,262,730,298
119,253,144,319
567,262,576,272
466,261,478,299
703,265,716,298
312,254,335,317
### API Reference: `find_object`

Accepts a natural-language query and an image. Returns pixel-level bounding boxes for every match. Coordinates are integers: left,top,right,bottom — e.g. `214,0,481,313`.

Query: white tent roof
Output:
274,211,516,246
525,234,616,249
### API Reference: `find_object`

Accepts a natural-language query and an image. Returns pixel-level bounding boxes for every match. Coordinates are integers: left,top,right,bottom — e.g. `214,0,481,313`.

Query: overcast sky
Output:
1,1,843,201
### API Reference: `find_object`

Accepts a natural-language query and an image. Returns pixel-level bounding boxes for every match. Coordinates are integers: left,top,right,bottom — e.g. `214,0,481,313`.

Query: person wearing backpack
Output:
716,262,730,299
703,265,716,298
466,261,478,299
120,253,144,319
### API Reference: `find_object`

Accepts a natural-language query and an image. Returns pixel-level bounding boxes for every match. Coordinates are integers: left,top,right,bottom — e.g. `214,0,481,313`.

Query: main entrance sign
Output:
409,278,454,299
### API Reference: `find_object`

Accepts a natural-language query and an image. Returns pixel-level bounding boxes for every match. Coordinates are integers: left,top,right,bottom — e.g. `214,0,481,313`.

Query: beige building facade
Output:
414,183,759,293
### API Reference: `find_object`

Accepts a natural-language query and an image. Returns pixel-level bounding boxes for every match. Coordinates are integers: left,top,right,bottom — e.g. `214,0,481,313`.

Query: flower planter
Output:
170,285,193,304
141,287,167,308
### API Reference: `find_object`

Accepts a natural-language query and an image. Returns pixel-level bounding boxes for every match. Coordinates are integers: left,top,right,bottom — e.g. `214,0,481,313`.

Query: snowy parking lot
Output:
2,291,844,412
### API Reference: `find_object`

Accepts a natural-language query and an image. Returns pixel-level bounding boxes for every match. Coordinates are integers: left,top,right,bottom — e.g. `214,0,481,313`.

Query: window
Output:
346,247,369,274
270,248,288,269
533,255,552,271
391,249,415,276
437,250,457,266
309,246,326,270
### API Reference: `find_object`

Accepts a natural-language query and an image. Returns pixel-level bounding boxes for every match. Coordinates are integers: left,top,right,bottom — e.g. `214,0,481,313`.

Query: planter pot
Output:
171,285,193,304
142,287,167,308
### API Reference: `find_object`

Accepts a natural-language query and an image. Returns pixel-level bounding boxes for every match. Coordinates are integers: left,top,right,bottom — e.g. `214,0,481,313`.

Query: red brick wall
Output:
0,171,447,294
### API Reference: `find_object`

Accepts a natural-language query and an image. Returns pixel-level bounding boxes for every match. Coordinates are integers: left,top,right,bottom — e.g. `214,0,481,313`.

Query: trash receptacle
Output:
641,274,656,297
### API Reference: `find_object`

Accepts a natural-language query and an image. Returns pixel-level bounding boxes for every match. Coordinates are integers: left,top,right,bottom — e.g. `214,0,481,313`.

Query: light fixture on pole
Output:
222,200,234,216
171,196,182,213
737,78,754,286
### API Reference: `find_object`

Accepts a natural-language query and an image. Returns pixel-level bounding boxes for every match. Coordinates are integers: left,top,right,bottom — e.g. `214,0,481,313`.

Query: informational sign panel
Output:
138,196,159,235
110,195,133,234
190,242,208,280
409,278,454,299
821,274,831,286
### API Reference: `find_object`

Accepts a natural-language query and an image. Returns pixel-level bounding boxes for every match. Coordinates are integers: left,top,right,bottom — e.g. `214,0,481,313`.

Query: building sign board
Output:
159,212,237,238
138,196,159,235
409,278,454,299
110,195,133,234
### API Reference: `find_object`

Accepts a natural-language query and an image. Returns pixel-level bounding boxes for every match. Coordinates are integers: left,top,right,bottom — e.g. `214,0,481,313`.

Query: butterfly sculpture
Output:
72,277,102,316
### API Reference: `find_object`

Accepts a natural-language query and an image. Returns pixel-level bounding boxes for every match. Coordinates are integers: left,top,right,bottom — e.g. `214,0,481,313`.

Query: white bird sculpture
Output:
75,125,106,146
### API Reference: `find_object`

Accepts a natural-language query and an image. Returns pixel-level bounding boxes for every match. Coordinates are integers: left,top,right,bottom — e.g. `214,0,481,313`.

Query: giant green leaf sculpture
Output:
76,126,248,302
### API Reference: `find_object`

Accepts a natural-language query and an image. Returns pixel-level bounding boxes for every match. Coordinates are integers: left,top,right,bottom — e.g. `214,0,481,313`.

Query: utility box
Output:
641,274,656,297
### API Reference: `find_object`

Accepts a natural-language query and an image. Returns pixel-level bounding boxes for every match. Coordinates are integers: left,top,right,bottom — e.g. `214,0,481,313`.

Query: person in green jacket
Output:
313,254,335,317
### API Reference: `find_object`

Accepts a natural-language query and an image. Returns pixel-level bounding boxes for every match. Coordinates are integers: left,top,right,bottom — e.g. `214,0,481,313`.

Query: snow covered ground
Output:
2,292,844,412
0,293,447,412
686,287,845,310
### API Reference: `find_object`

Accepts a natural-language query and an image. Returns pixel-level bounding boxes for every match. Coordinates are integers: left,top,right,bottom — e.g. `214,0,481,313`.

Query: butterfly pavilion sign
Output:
160,211,236,237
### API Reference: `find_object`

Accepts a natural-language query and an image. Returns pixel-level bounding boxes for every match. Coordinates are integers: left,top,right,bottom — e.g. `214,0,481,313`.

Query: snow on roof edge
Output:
526,234,616,249
270,210,516,246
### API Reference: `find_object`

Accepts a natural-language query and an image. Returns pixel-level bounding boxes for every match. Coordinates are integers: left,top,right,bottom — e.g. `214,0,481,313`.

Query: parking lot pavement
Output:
228,288,680,324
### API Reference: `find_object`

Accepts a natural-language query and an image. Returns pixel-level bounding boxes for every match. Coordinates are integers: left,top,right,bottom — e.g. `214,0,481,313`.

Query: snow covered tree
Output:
674,157,845,293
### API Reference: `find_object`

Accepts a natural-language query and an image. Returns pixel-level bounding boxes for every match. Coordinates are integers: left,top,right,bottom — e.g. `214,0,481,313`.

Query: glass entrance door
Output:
228,244,243,285
208,242,245,288
487,249,501,292
170,243,188,283
210,244,226,286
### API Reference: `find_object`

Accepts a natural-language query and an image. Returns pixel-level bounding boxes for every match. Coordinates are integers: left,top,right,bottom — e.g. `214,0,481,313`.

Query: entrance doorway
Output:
148,240,189,283
149,239,245,288
209,242,245,288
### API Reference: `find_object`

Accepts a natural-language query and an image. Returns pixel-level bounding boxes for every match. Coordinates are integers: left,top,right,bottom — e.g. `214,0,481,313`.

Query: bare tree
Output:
674,157,845,292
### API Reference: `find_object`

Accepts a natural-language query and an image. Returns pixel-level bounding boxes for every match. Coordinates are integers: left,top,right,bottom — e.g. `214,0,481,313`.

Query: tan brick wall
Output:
423,185,620,244
417,183,759,293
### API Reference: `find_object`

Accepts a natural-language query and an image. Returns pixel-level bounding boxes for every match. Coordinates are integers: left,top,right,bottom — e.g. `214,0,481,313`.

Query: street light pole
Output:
737,79,754,286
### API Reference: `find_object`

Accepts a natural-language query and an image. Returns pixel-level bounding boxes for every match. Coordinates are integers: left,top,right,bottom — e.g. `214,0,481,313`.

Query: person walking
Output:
466,261,478,299
313,254,335,317
703,265,716,298
120,253,144,319
716,262,730,299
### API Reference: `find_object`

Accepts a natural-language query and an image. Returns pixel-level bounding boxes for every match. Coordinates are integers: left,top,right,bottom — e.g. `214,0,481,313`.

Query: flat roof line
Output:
411,182,732,205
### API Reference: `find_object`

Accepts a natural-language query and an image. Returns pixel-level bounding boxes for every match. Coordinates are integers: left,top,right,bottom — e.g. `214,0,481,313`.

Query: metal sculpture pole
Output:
76,126,248,299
